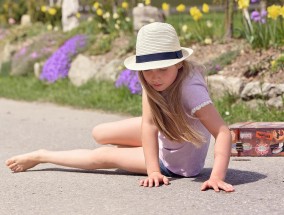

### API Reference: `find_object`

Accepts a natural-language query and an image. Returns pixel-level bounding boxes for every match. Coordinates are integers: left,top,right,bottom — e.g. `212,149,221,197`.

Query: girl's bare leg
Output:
5,147,146,174
92,117,142,147
5,117,145,173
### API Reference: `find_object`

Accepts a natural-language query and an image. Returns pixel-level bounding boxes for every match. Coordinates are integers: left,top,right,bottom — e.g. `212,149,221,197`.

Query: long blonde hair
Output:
138,61,204,147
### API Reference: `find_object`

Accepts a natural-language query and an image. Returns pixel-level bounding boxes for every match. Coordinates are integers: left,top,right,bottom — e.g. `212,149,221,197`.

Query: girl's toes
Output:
5,159,15,166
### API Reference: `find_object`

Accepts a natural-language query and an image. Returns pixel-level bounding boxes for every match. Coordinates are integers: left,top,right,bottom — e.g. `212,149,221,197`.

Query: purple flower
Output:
251,9,266,23
40,34,87,83
251,0,259,3
115,69,142,94
30,52,39,59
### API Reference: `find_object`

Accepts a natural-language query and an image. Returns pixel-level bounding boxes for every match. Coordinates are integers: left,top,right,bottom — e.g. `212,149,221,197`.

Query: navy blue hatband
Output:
136,50,183,63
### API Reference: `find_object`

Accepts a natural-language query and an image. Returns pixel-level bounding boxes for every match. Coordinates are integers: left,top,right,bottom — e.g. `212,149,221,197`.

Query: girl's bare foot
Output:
5,150,46,172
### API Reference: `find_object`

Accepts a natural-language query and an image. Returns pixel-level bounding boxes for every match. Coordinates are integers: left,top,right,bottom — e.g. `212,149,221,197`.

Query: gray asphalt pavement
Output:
1,98,283,215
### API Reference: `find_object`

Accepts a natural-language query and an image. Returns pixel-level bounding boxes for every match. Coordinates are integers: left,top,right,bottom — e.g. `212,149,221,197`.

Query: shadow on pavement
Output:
193,168,267,185
27,167,267,186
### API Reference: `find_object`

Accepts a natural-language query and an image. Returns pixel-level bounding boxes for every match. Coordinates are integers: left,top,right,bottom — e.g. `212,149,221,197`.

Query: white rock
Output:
20,14,31,26
68,54,104,86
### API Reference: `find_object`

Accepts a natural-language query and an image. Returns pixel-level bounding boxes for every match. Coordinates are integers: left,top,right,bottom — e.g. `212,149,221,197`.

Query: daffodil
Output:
96,8,103,16
125,17,131,22
93,2,99,10
204,38,212,45
122,1,128,9
3,3,8,10
190,7,203,21
202,3,209,13
87,16,93,22
145,0,151,5
113,13,119,19
41,6,47,12
76,12,81,18
182,25,188,33
236,0,249,10
271,60,276,68
47,24,53,30
176,4,185,13
115,23,120,30
103,12,110,19
48,8,57,16
280,6,284,18
162,3,169,12
267,5,281,20
206,20,213,28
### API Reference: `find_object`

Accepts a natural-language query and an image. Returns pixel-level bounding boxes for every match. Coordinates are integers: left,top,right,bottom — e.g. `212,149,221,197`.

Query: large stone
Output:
207,75,244,98
95,59,124,81
241,82,283,100
240,81,262,100
62,0,79,32
68,54,104,86
262,83,282,98
266,96,283,108
20,14,31,26
133,4,165,33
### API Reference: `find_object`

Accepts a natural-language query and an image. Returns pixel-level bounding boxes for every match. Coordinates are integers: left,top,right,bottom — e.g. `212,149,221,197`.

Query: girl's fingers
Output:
212,184,220,192
143,179,149,187
154,178,159,187
221,183,235,192
163,176,169,185
201,182,208,191
148,178,154,187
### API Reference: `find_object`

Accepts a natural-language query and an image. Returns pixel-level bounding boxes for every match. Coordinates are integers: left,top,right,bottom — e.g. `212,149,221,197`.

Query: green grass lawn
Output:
0,75,141,116
0,74,283,123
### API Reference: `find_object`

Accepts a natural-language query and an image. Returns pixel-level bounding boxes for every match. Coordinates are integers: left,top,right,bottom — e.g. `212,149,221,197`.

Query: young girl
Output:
5,22,234,192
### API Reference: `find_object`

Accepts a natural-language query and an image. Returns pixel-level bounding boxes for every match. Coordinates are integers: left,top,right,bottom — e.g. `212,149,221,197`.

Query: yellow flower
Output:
48,8,57,16
113,13,119,19
280,6,284,18
162,3,169,12
47,24,53,31
206,20,213,28
96,8,103,16
122,1,128,9
267,5,281,20
202,3,209,13
236,0,249,10
182,25,188,33
190,7,203,21
41,5,47,12
115,23,120,30
103,12,110,19
93,2,99,9
76,12,81,18
145,0,151,5
176,4,185,12
3,3,8,10
204,38,212,45
271,60,276,68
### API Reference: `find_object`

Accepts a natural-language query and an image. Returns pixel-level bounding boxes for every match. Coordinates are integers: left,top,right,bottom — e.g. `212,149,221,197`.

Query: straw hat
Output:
124,22,193,71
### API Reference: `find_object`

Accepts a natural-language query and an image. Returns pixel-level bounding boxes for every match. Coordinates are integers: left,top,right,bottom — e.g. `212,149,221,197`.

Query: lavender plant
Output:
115,69,142,95
40,34,87,83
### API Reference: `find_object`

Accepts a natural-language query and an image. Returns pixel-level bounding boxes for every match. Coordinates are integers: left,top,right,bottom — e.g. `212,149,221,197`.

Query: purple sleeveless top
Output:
158,67,212,177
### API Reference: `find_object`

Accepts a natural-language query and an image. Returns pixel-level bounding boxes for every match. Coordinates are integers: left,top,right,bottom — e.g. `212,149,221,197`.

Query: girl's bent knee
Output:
92,125,107,144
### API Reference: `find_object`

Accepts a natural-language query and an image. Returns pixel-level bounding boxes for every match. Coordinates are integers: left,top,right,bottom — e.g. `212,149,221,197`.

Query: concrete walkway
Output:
0,98,283,215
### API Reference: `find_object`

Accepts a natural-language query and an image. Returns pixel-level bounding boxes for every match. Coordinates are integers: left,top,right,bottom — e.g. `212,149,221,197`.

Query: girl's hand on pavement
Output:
139,172,169,187
201,177,235,192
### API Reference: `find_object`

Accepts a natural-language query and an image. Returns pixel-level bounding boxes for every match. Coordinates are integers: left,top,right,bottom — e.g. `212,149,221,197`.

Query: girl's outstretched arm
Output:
195,104,235,192
139,89,169,187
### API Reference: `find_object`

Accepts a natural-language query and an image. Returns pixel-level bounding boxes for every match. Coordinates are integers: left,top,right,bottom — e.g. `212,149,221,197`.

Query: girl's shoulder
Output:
182,61,212,115
183,61,207,87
